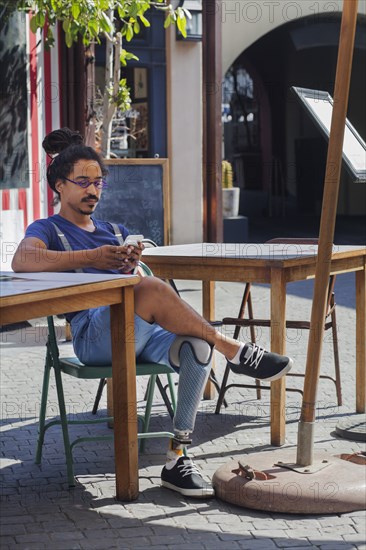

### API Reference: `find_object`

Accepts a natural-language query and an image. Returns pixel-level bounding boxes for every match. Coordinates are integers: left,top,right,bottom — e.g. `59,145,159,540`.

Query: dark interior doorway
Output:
223,14,366,227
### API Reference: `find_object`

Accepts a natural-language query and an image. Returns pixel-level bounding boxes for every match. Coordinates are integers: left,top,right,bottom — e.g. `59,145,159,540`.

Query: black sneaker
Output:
228,343,293,381
161,456,215,498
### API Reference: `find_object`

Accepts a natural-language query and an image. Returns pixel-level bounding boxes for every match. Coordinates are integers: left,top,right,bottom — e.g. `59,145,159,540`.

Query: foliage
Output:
6,0,189,155
10,1,189,52
8,0,190,108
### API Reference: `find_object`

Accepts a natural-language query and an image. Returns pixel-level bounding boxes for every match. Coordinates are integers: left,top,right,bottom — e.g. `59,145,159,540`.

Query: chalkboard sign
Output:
96,159,170,245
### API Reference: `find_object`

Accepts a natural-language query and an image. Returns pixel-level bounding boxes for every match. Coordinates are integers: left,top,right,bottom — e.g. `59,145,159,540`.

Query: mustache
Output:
82,194,99,202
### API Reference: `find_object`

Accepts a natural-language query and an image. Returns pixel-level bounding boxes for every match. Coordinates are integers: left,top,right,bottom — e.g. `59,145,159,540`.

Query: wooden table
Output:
143,243,366,446
0,271,140,501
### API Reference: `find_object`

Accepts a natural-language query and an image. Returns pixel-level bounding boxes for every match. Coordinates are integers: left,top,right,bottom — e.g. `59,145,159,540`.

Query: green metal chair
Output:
91,258,178,420
35,315,177,487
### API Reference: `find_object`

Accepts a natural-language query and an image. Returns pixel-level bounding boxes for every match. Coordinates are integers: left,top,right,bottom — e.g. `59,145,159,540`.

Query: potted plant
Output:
222,160,240,218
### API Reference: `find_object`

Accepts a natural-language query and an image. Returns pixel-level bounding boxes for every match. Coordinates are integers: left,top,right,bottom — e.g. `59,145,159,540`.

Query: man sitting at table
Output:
12,128,293,499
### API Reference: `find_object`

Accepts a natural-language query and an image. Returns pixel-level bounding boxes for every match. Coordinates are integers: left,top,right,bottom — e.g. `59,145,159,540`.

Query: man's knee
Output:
135,274,161,293
169,336,214,368
134,275,169,307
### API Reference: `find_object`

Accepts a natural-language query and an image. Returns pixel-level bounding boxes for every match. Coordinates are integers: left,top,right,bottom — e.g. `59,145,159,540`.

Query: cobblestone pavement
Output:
1,274,365,550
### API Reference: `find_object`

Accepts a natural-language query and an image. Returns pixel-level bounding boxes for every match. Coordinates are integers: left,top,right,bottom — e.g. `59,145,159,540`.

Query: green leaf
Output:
177,14,187,38
125,51,139,61
126,24,133,42
30,15,38,34
35,11,45,27
62,19,70,33
71,3,80,20
65,30,73,47
164,14,171,29
139,14,150,27
88,19,99,36
129,1,139,18
133,19,140,34
120,50,127,66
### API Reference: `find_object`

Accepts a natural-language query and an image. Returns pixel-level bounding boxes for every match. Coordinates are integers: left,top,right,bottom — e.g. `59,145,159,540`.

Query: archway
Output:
222,13,366,231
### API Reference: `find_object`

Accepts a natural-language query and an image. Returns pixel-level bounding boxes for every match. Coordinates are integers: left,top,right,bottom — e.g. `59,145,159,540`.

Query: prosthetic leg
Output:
161,336,215,498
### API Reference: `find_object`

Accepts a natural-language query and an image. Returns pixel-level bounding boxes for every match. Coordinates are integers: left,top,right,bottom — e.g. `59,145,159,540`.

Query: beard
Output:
78,196,99,215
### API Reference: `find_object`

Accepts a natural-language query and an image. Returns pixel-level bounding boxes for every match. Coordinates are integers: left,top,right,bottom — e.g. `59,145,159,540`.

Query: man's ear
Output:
55,180,64,194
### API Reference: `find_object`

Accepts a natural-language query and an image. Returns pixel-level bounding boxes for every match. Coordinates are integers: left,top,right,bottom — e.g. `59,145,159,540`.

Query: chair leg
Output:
35,349,52,464
156,376,175,419
53,365,75,487
331,305,342,406
92,378,107,415
248,294,261,401
166,373,177,414
139,375,157,452
215,362,232,414
209,369,228,408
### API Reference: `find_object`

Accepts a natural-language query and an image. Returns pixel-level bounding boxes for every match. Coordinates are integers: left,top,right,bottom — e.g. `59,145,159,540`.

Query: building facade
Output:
1,1,365,269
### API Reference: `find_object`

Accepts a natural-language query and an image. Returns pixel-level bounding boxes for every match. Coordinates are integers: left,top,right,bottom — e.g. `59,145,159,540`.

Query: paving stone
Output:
273,538,312,548
0,537,16,546
15,533,52,544
237,539,278,549
49,531,85,542
201,542,241,549
0,515,34,525
46,542,82,550
149,535,186,545
168,545,204,550
14,544,49,550
253,530,290,539
0,524,26,536
342,535,366,545
319,544,358,550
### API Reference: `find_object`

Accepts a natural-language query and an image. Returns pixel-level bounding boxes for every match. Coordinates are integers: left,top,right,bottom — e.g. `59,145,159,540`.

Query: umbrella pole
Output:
297,0,359,466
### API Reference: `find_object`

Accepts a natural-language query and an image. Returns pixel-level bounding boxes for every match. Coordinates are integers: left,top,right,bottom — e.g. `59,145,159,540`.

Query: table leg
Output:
270,269,287,446
356,263,366,413
110,287,139,501
203,280,216,400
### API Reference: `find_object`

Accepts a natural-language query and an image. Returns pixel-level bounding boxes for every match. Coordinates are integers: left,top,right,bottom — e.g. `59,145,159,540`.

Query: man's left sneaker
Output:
228,342,293,381
161,456,215,498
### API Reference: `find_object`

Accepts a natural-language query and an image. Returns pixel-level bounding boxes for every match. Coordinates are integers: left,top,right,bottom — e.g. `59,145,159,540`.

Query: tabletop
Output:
143,242,365,262
0,271,135,297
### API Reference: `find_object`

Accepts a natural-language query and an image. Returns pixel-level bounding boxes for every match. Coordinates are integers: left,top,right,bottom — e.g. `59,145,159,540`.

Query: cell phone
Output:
124,234,144,247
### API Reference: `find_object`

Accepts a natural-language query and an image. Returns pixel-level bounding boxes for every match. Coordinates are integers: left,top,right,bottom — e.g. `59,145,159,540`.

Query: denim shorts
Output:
70,306,177,367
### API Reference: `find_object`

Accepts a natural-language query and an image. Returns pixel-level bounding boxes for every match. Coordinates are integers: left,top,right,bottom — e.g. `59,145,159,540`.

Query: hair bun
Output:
42,127,84,155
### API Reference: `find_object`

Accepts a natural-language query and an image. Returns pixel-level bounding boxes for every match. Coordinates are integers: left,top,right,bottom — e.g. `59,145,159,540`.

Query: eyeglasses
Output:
63,177,108,190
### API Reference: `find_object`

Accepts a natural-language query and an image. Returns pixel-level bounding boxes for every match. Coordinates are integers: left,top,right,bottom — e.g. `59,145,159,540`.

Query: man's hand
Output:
118,241,144,273
92,242,144,272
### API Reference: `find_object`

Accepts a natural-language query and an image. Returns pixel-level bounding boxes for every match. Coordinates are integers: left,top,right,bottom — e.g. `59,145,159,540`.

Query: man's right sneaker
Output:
228,342,293,381
161,456,215,498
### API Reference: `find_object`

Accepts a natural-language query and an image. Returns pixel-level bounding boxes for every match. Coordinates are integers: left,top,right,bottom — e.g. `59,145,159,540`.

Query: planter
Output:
222,187,240,218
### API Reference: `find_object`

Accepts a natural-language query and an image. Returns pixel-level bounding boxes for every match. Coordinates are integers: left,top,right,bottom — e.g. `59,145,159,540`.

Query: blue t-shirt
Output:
25,214,129,275
24,214,130,320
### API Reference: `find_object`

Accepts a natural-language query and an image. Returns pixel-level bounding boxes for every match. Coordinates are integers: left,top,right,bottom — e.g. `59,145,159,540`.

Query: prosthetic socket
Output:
169,336,214,446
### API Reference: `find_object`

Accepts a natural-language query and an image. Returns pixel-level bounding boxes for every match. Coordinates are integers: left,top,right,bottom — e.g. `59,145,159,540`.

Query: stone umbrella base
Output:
213,449,366,514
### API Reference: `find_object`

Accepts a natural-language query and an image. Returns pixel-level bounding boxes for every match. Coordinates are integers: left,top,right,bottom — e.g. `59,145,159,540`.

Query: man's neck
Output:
57,208,95,231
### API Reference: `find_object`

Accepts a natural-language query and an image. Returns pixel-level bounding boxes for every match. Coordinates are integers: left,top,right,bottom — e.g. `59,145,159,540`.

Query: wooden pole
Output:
297,0,359,466
202,0,223,242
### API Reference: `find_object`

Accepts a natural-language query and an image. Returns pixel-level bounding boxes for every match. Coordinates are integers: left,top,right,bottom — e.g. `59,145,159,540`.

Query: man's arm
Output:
11,237,138,273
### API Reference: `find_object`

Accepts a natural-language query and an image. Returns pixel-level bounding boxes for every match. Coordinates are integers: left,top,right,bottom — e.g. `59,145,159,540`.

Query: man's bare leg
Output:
134,277,241,360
